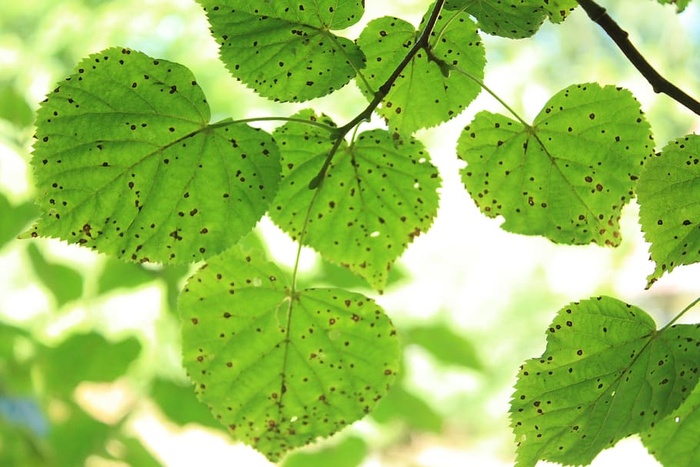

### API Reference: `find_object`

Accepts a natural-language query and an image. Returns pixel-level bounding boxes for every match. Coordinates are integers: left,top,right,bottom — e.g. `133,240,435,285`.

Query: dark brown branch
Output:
577,0,700,116
309,0,447,189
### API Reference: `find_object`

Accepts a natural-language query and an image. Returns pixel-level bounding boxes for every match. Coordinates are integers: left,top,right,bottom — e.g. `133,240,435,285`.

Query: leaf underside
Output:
26,47,280,264
457,83,653,246
637,134,700,287
356,10,485,135
198,0,366,103
511,296,700,466
269,110,441,292
179,247,400,462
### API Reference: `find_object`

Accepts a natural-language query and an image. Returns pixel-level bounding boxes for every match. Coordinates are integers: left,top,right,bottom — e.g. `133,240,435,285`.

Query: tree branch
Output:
577,0,700,116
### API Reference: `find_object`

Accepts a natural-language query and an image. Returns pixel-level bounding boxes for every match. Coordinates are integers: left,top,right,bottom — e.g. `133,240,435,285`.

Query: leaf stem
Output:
308,0,448,188
577,0,700,116
452,65,530,127
661,296,700,331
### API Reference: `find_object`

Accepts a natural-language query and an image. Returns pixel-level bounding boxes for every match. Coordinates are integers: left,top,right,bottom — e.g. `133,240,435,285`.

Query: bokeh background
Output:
1,0,699,465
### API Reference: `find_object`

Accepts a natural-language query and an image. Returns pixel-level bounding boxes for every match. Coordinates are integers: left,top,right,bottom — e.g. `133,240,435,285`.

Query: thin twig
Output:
577,0,700,116
308,0,447,188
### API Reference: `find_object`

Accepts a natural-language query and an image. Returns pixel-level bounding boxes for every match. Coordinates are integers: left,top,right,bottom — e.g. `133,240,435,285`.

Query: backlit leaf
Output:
356,10,485,135
637,135,700,287
511,296,700,466
0,193,39,250
642,383,700,467
25,47,280,264
405,323,482,370
179,247,400,461
281,435,368,467
269,111,441,291
444,0,547,38
40,332,141,395
458,83,653,246
26,243,83,307
198,0,365,102
655,0,692,12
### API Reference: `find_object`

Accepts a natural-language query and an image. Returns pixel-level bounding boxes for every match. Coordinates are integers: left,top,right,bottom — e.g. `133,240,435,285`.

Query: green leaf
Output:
405,323,482,370
150,377,223,430
541,0,579,23
637,135,700,287
371,385,443,433
26,243,83,307
642,383,700,466
179,247,400,462
281,435,368,467
0,194,39,250
97,258,156,294
25,47,280,264
458,83,653,246
356,11,485,135
269,111,441,291
198,0,365,102
48,401,111,466
115,435,161,467
510,296,700,467
40,332,141,395
655,0,692,12
444,0,547,38
0,82,34,127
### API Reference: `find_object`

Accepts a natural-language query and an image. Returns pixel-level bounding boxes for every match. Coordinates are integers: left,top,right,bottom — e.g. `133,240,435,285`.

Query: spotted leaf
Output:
198,0,365,103
655,0,692,12
642,382,700,466
444,0,548,38
269,110,441,291
457,83,653,246
356,10,485,135
179,247,400,462
511,296,700,467
24,47,280,264
637,135,700,287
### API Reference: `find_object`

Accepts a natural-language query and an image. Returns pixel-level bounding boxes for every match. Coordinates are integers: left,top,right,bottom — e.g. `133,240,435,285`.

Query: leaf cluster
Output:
17,0,700,464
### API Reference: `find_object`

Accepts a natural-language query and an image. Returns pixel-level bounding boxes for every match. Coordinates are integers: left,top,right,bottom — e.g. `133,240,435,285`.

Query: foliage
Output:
3,0,699,465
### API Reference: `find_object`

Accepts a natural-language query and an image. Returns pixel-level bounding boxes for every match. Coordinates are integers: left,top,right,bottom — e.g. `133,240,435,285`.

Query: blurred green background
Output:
1,0,699,465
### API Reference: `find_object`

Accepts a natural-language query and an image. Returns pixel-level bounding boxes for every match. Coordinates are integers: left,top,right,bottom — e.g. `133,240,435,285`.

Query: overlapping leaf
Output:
269,110,441,291
444,0,547,38
637,135,700,287
198,0,365,102
179,247,400,461
511,296,700,466
25,47,280,264
642,383,700,466
356,10,485,135
457,83,653,246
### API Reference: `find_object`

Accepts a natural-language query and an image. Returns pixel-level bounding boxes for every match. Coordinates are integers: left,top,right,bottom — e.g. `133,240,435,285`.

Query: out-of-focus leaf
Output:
97,258,156,294
26,243,83,308
371,385,443,433
0,418,48,467
150,377,222,430
300,259,408,291
0,83,34,127
40,332,141,395
405,323,482,370
0,194,39,250
0,322,41,393
281,436,368,467
115,435,161,467
47,401,110,466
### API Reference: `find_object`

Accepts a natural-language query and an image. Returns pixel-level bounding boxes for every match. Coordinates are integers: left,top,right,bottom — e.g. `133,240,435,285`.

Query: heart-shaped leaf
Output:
179,247,400,461
25,47,280,264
